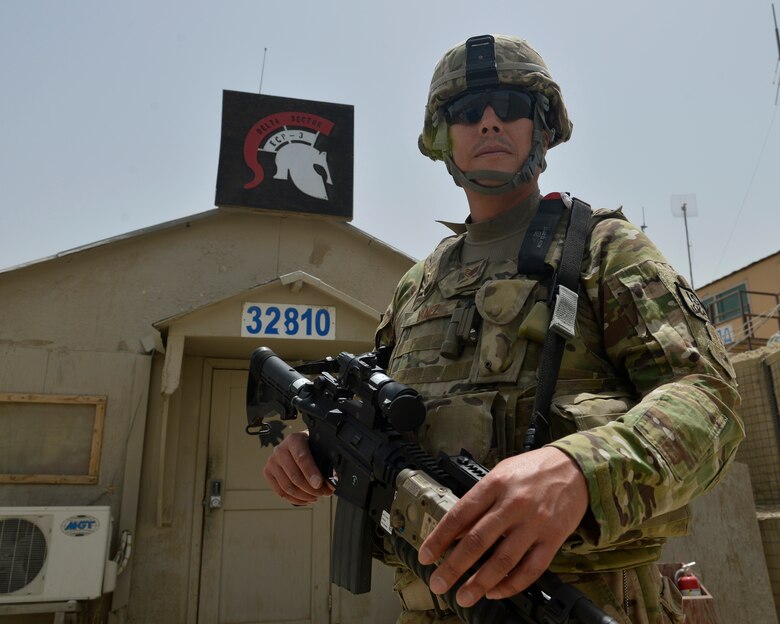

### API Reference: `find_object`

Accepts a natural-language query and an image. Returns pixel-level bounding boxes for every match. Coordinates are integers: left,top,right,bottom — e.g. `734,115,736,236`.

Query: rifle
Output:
246,347,617,624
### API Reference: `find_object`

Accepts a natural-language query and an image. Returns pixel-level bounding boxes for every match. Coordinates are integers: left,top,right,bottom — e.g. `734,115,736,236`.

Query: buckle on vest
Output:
440,300,479,359
549,284,578,339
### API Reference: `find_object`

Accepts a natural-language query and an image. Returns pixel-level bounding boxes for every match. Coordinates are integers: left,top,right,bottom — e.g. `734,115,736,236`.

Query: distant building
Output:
697,251,780,351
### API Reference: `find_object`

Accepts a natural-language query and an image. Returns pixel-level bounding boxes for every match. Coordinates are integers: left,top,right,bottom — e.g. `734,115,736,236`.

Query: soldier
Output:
263,34,743,624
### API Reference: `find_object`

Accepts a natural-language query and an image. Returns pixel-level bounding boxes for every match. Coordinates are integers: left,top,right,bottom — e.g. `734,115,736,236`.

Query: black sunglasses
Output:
442,89,535,125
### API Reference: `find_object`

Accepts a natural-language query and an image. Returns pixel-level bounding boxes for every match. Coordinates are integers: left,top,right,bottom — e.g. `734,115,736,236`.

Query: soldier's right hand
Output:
263,430,334,505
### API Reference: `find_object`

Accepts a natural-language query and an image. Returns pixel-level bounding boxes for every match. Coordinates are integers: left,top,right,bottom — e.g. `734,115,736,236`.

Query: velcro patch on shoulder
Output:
676,283,711,323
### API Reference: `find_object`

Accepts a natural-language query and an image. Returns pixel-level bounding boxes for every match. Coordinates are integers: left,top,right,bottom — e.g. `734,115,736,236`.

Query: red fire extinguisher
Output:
674,561,702,596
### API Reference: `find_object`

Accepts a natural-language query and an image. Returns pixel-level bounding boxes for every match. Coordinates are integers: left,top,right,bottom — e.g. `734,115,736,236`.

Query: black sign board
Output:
215,90,354,219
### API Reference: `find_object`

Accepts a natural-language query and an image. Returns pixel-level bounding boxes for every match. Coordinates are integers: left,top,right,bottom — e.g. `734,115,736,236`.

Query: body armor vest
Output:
384,203,629,466
377,203,691,572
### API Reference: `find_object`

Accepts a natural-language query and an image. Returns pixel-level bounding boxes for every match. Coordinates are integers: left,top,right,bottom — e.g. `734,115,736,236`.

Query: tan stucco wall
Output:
0,210,412,351
697,252,780,343
0,349,151,509
0,209,414,621
126,354,203,623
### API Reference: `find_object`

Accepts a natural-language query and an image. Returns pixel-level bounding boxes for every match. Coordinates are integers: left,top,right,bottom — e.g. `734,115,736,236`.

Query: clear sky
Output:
1,0,778,288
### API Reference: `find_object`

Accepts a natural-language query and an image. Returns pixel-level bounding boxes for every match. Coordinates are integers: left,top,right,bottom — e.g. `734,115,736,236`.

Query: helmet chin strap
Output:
444,137,545,195
443,94,551,196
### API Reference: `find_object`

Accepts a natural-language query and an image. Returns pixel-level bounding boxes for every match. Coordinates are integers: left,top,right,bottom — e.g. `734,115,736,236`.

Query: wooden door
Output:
198,369,331,624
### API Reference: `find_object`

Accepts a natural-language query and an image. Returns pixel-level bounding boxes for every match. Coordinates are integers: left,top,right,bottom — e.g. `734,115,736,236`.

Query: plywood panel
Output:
0,393,105,484
220,509,314,622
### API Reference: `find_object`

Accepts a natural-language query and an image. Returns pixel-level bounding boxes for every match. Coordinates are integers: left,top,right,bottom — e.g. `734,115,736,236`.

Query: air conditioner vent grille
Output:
0,518,47,594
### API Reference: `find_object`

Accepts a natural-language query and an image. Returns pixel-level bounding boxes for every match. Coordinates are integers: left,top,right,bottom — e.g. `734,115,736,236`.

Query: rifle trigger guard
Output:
245,422,271,437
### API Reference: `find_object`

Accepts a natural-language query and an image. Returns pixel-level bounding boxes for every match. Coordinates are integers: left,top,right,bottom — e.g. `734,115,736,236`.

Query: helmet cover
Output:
419,34,572,161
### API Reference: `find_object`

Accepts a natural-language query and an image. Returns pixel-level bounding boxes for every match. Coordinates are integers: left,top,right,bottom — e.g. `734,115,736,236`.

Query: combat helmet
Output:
419,34,572,195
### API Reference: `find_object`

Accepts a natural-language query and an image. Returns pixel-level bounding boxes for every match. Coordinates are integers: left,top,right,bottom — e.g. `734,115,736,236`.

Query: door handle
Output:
209,480,222,509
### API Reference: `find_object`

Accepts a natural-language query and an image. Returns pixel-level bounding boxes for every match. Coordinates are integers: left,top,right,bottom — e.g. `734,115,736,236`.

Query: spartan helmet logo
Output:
266,130,332,200
242,112,335,200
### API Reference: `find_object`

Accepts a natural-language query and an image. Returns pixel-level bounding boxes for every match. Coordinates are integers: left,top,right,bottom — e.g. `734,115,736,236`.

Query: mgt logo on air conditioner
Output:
61,514,100,536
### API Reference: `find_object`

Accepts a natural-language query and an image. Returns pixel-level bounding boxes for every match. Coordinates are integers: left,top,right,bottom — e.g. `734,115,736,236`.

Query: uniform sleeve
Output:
549,217,744,548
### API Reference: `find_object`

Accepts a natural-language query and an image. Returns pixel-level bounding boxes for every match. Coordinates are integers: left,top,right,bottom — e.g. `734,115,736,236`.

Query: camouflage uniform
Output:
374,195,743,623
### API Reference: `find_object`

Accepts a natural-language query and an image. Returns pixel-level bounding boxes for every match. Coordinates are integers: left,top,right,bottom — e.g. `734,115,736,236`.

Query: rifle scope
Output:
247,347,426,434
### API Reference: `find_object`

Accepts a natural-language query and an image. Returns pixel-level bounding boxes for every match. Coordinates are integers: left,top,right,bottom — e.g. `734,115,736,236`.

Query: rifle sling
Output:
523,197,592,451
516,196,565,279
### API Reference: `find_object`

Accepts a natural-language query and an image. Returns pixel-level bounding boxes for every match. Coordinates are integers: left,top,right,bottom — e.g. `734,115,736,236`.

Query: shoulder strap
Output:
516,195,566,279
523,197,592,452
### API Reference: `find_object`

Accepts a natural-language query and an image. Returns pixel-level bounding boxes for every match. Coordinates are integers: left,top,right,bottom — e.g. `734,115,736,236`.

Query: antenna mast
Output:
259,47,268,94
773,4,780,104
671,194,698,288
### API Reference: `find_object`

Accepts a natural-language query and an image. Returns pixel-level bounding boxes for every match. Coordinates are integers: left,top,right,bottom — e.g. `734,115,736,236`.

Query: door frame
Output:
187,358,334,624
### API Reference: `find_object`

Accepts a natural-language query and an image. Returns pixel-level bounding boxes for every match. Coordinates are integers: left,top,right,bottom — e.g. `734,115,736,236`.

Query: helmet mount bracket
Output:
465,35,499,90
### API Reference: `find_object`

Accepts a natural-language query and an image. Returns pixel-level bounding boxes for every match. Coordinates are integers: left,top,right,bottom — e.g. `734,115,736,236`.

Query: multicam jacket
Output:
374,199,743,574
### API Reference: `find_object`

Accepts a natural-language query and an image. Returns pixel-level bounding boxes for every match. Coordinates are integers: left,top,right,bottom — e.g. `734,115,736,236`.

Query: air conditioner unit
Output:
0,506,113,603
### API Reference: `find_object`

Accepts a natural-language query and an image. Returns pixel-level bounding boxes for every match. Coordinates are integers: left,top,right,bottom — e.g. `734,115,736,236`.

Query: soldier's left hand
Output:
417,446,589,608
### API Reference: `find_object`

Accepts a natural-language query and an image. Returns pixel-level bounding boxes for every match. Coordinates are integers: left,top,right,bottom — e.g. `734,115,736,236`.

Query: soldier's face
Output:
449,105,535,184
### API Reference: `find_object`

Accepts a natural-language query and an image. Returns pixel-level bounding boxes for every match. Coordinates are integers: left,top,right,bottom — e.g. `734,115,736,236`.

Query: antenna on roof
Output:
259,47,268,94
671,194,698,287
773,4,780,104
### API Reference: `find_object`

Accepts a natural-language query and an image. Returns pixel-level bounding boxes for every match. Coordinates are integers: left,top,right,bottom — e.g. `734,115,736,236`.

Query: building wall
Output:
657,346,780,622
0,209,414,621
126,354,204,623
731,345,780,620
661,462,778,624
0,211,410,352
697,252,780,347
